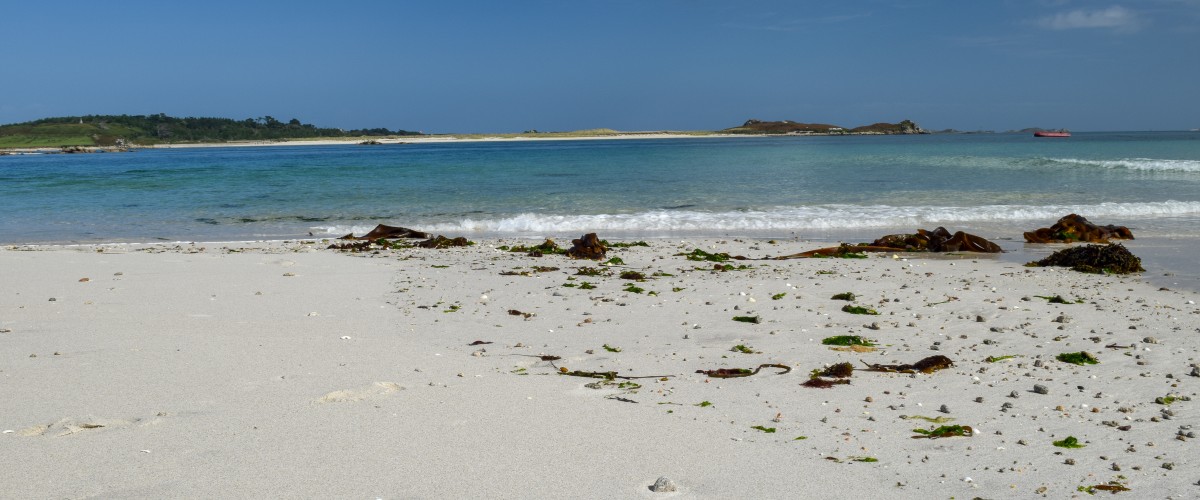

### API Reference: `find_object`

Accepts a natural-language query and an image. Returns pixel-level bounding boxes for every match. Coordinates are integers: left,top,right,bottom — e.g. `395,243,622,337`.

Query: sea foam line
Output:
1047,157,1200,173
312,200,1200,236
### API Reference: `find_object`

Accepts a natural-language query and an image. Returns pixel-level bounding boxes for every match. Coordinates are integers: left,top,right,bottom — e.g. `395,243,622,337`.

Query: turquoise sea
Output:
3,132,1199,286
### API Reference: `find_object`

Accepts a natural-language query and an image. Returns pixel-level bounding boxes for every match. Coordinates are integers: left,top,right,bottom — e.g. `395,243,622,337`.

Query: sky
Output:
2,0,1197,132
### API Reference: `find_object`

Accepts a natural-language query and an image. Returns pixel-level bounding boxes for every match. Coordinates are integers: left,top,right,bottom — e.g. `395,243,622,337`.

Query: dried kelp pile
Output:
1023,214,1134,244
776,227,1001,259
328,224,471,251
1027,243,1145,274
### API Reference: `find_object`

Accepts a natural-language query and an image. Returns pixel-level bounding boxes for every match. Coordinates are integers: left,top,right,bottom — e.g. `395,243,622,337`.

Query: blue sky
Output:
2,0,1197,132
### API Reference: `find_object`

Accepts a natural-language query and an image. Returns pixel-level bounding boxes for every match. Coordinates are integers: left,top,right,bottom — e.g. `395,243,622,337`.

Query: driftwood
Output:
776,227,1001,259
1023,214,1133,243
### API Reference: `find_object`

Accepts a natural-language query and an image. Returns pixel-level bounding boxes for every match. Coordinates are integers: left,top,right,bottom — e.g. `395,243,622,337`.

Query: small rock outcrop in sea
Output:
565,233,607,260
1027,243,1145,274
1023,214,1134,243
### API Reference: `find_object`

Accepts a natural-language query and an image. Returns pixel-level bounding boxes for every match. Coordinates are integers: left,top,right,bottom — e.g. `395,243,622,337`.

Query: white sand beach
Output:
2,237,1198,498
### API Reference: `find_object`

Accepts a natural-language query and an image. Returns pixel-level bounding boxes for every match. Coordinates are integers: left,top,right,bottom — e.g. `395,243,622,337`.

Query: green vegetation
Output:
695,401,713,407
1155,395,1179,405
619,271,647,280
578,282,596,290
732,315,761,324
771,292,787,300
602,257,625,266
841,304,879,315
849,456,879,463
622,284,645,294
1035,295,1082,304
750,425,776,433
902,415,954,424
985,355,1017,363
0,114,420,147
912,425,973,439
831,292,857,301
730,344,758,354
1056,351,1099,365
603,240,650,248
1053,436,1085,448
678,249,732,262
602,344,622,353
575,267,608,277
821,335,875,347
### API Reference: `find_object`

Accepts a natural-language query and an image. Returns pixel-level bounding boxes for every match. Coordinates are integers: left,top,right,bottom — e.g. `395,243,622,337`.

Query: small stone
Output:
1111,462,1121,471
1017,439,1028,446
1064,458,1076,465
1162,462,1175,470
48,298,56,302
650,477,678,493
939,404,951,414
976,315,986,322
1009,391,1020,399
975,397,984,403
1033,384,1049,395
1053,314,1071,324
1143,337,1159,344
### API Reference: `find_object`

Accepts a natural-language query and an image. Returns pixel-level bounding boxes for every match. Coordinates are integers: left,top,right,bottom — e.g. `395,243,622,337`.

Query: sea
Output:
3,131,1199,289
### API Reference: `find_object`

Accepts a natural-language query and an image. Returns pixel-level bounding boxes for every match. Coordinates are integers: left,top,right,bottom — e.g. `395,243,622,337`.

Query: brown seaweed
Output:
802,378,851,388
775,227,1001,259
338,224,430,241
1023,214,1133,243
564,233,607,260
1027,243,1144,274
696,363,792,378
863,355,954,374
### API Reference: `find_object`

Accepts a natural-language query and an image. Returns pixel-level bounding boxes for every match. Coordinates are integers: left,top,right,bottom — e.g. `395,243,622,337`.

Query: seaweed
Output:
821,335,875,347
731,344,759,354
732,315,762,324
1056,351,1099,365
504,239,565,256
1027,243,1144,274
696,364,791,378
602,257,625,266
1035,294,1082,304
1053,436,1085,448
508,309,534,319
841,304,879,315
750,425,777,433
771,292,787,300
619,271,647,280
912,425,974,439
794,436,808,440
603,240,650,248
622,284,645,294
602,343,622,353
818,362,854,378
802,378,850,388
575,266,608,276
985,355,1017,363
1155,395,1180,405
864,355,954,374
678,249,732,262
578,282,596,290
831,292,857,301
901,415,954,424
849,456,879,463
1079,480,1130,495
695,401,713,407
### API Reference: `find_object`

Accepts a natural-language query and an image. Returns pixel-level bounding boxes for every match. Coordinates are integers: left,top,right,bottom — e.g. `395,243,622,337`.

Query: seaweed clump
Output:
1056,351,1099,366
1027,243,1144,274
912,425,973,439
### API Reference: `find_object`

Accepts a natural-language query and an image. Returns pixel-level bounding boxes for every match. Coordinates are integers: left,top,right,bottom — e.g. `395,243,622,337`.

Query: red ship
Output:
1034,130,1071,138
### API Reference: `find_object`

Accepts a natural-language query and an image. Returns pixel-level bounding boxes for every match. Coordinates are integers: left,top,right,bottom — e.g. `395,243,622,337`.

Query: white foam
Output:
1048,157,1200,173
311,200,1200,236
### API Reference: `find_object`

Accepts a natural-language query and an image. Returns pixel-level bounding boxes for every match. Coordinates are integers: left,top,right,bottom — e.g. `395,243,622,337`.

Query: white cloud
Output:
1037,5,1144,32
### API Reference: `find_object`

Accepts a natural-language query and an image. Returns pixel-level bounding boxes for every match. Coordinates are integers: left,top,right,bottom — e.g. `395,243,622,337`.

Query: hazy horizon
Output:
3,1,1197,133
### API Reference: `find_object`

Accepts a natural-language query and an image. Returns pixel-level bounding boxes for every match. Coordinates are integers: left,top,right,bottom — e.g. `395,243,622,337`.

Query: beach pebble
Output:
650,477,678,493
939,404,951,414
1143,337,1159,344
1033,384,1049,395
1053,314,1071,324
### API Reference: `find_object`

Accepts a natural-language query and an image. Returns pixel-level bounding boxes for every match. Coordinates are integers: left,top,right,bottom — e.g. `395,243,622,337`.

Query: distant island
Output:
0,114,420,149
722,119,928,135
1,114,938,151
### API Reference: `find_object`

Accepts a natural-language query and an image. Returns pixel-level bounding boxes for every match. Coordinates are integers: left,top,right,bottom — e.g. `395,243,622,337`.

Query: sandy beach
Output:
2,236,1198,498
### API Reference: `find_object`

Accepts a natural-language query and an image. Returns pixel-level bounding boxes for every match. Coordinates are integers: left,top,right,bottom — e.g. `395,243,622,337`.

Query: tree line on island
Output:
0,114,420,148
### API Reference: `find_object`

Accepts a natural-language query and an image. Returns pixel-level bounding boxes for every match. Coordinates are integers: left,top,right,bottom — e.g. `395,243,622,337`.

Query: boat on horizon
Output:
1034,129,1071,138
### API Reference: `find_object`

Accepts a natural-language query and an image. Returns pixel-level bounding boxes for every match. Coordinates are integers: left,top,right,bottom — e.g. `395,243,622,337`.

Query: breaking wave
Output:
1046,157,1200,173
312,200,1200,236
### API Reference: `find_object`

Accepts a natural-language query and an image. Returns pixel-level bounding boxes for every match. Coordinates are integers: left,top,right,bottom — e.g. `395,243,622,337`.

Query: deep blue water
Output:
2,132,1199,244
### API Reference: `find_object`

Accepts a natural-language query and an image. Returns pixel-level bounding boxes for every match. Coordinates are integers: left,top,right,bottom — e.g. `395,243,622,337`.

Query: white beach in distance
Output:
2,236,1197,498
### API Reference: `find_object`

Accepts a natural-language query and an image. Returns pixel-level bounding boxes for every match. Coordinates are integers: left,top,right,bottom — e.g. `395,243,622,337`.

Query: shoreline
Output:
2,237,1197,497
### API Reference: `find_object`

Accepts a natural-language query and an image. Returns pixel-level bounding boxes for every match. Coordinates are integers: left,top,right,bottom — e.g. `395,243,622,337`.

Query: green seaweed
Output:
912,425,973,439
622,284,645,294
1056,351,1099,365
603,240,650,248
602,344,622,353
732,315,761,324
850,456,879,463
794,436,808,440
830,292,857,301
901,415,955,423
678,249,732,262
821,335,875,347
431,265,450,268
578,282,596,290
602,257,625,266
443,304,461,313
695,401,713,407
671,287,685,292
1155,395,1179,405
1078,480,1131,495
751,425,776,433
985,355,1017,363
619,271,647,280
1053,436,1085,448
575,266,608,276
731,344,758,354
771,292,787,300
841,304,879,315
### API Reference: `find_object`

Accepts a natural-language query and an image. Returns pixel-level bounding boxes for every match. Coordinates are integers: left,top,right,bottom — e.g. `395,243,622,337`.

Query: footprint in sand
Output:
18,416,142,437
316,382,405,403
